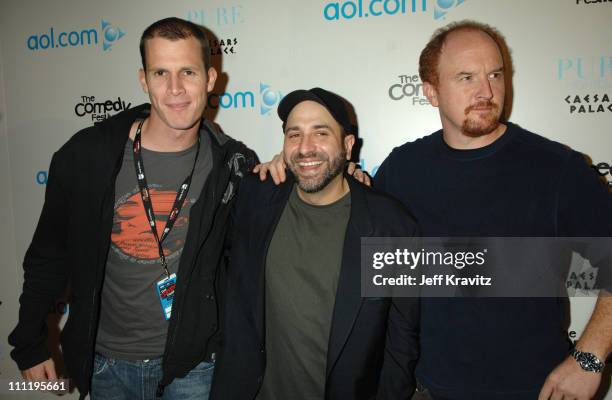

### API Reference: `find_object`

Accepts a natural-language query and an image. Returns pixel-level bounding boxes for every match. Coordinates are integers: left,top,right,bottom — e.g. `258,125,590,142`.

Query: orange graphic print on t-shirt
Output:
111,189,188,260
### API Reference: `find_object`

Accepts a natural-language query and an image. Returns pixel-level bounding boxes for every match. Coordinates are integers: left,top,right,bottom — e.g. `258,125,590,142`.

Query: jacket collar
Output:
326,173,374,376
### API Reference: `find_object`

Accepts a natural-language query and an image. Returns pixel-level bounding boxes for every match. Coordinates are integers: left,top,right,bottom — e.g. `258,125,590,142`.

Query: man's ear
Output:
206,67,218,92
138,68,148,94
423,81,439,107
344,134,356,160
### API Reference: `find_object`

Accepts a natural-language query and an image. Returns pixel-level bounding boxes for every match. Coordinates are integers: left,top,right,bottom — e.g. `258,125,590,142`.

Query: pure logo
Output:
27,20,125,52
557,56,612,82
187,6,245,28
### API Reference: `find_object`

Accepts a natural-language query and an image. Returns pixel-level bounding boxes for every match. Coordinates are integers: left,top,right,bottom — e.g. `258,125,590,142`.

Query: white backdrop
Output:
0,0,610,398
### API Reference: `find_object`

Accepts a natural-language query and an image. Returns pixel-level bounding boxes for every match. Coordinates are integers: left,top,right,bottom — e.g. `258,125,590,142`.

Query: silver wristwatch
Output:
571,349,605,373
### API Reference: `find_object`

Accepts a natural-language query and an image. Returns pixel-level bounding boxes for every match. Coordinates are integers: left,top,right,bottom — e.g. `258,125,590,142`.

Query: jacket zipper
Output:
160,140,228,383
82,138,126,385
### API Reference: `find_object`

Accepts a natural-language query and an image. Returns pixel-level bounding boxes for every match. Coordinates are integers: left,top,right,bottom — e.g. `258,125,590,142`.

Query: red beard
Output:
462,101,500,137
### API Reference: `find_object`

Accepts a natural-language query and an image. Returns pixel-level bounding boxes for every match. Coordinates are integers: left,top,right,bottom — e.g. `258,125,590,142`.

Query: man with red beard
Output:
253,20,612,400
373,21,612,400
211,88,420,400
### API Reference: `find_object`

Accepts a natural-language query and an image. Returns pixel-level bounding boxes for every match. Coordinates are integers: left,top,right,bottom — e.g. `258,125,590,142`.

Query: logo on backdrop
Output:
575,0,611,5
359,158,381,176
210,37,238,56
592,161,612,190
74,96,131,122
389,74,430,105
36,170,48,185
27,20,125,52
558,56,612,90
186,5,245,29
208,83,284,115
186,8,241,56
432,0,466,19
322,0,465,21
564,93,611,114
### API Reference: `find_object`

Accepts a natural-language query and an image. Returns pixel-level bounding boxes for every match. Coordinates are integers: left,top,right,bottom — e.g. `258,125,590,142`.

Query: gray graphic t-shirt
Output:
95,131,212,359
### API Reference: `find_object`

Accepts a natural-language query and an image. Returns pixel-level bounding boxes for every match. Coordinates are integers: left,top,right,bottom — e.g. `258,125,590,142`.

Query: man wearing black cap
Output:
210,88,420,400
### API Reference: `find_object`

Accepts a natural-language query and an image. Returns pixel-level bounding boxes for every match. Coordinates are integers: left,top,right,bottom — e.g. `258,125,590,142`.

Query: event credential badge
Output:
156,273,177,320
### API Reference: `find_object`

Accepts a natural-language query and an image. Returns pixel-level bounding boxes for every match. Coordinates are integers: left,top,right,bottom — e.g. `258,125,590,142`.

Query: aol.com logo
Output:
434,0,465,20
260,83,283,115
26,19,125,52
208,83,284,115
36,170,48,185
101,20,125,51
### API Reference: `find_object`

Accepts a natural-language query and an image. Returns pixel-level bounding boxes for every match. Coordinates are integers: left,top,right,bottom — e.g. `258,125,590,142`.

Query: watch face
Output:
577,352,602,372
579,358,592,370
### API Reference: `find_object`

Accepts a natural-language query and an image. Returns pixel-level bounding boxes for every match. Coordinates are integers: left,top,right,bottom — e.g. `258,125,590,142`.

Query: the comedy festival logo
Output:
27,20,125,52
323,0,465,21
74,95,131,122
389,74,430,106
208,83,284,115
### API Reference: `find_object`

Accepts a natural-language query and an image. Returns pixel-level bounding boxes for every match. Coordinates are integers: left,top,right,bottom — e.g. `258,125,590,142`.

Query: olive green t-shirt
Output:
257,185,351,400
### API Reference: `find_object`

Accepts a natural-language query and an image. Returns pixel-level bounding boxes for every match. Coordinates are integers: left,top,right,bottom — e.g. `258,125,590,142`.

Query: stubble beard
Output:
289,150,346,194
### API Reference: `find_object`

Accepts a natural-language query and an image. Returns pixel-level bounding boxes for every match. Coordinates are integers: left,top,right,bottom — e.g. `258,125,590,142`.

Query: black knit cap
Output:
277,87,353,134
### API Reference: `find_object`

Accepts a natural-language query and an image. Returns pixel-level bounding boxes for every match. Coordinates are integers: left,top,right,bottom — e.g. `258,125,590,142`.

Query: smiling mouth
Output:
295,160,325,174
166,102,190,110
298,161,323,167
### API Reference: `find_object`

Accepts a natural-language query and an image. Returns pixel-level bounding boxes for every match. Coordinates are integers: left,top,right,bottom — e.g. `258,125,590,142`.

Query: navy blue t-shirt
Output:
374,122,612,399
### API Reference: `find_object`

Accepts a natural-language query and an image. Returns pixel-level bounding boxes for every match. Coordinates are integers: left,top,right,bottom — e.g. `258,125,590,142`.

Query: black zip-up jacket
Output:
8,104,258,397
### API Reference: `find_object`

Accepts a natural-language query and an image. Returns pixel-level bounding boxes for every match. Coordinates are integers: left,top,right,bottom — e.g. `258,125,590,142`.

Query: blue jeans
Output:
90,353,214,400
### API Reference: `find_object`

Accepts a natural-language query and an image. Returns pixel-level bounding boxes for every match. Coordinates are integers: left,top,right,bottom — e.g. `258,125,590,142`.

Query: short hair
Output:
140,17,211,71
419,20,507,87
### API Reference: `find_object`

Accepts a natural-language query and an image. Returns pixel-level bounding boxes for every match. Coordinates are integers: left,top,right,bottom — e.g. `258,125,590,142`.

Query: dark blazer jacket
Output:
211,173,420,400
